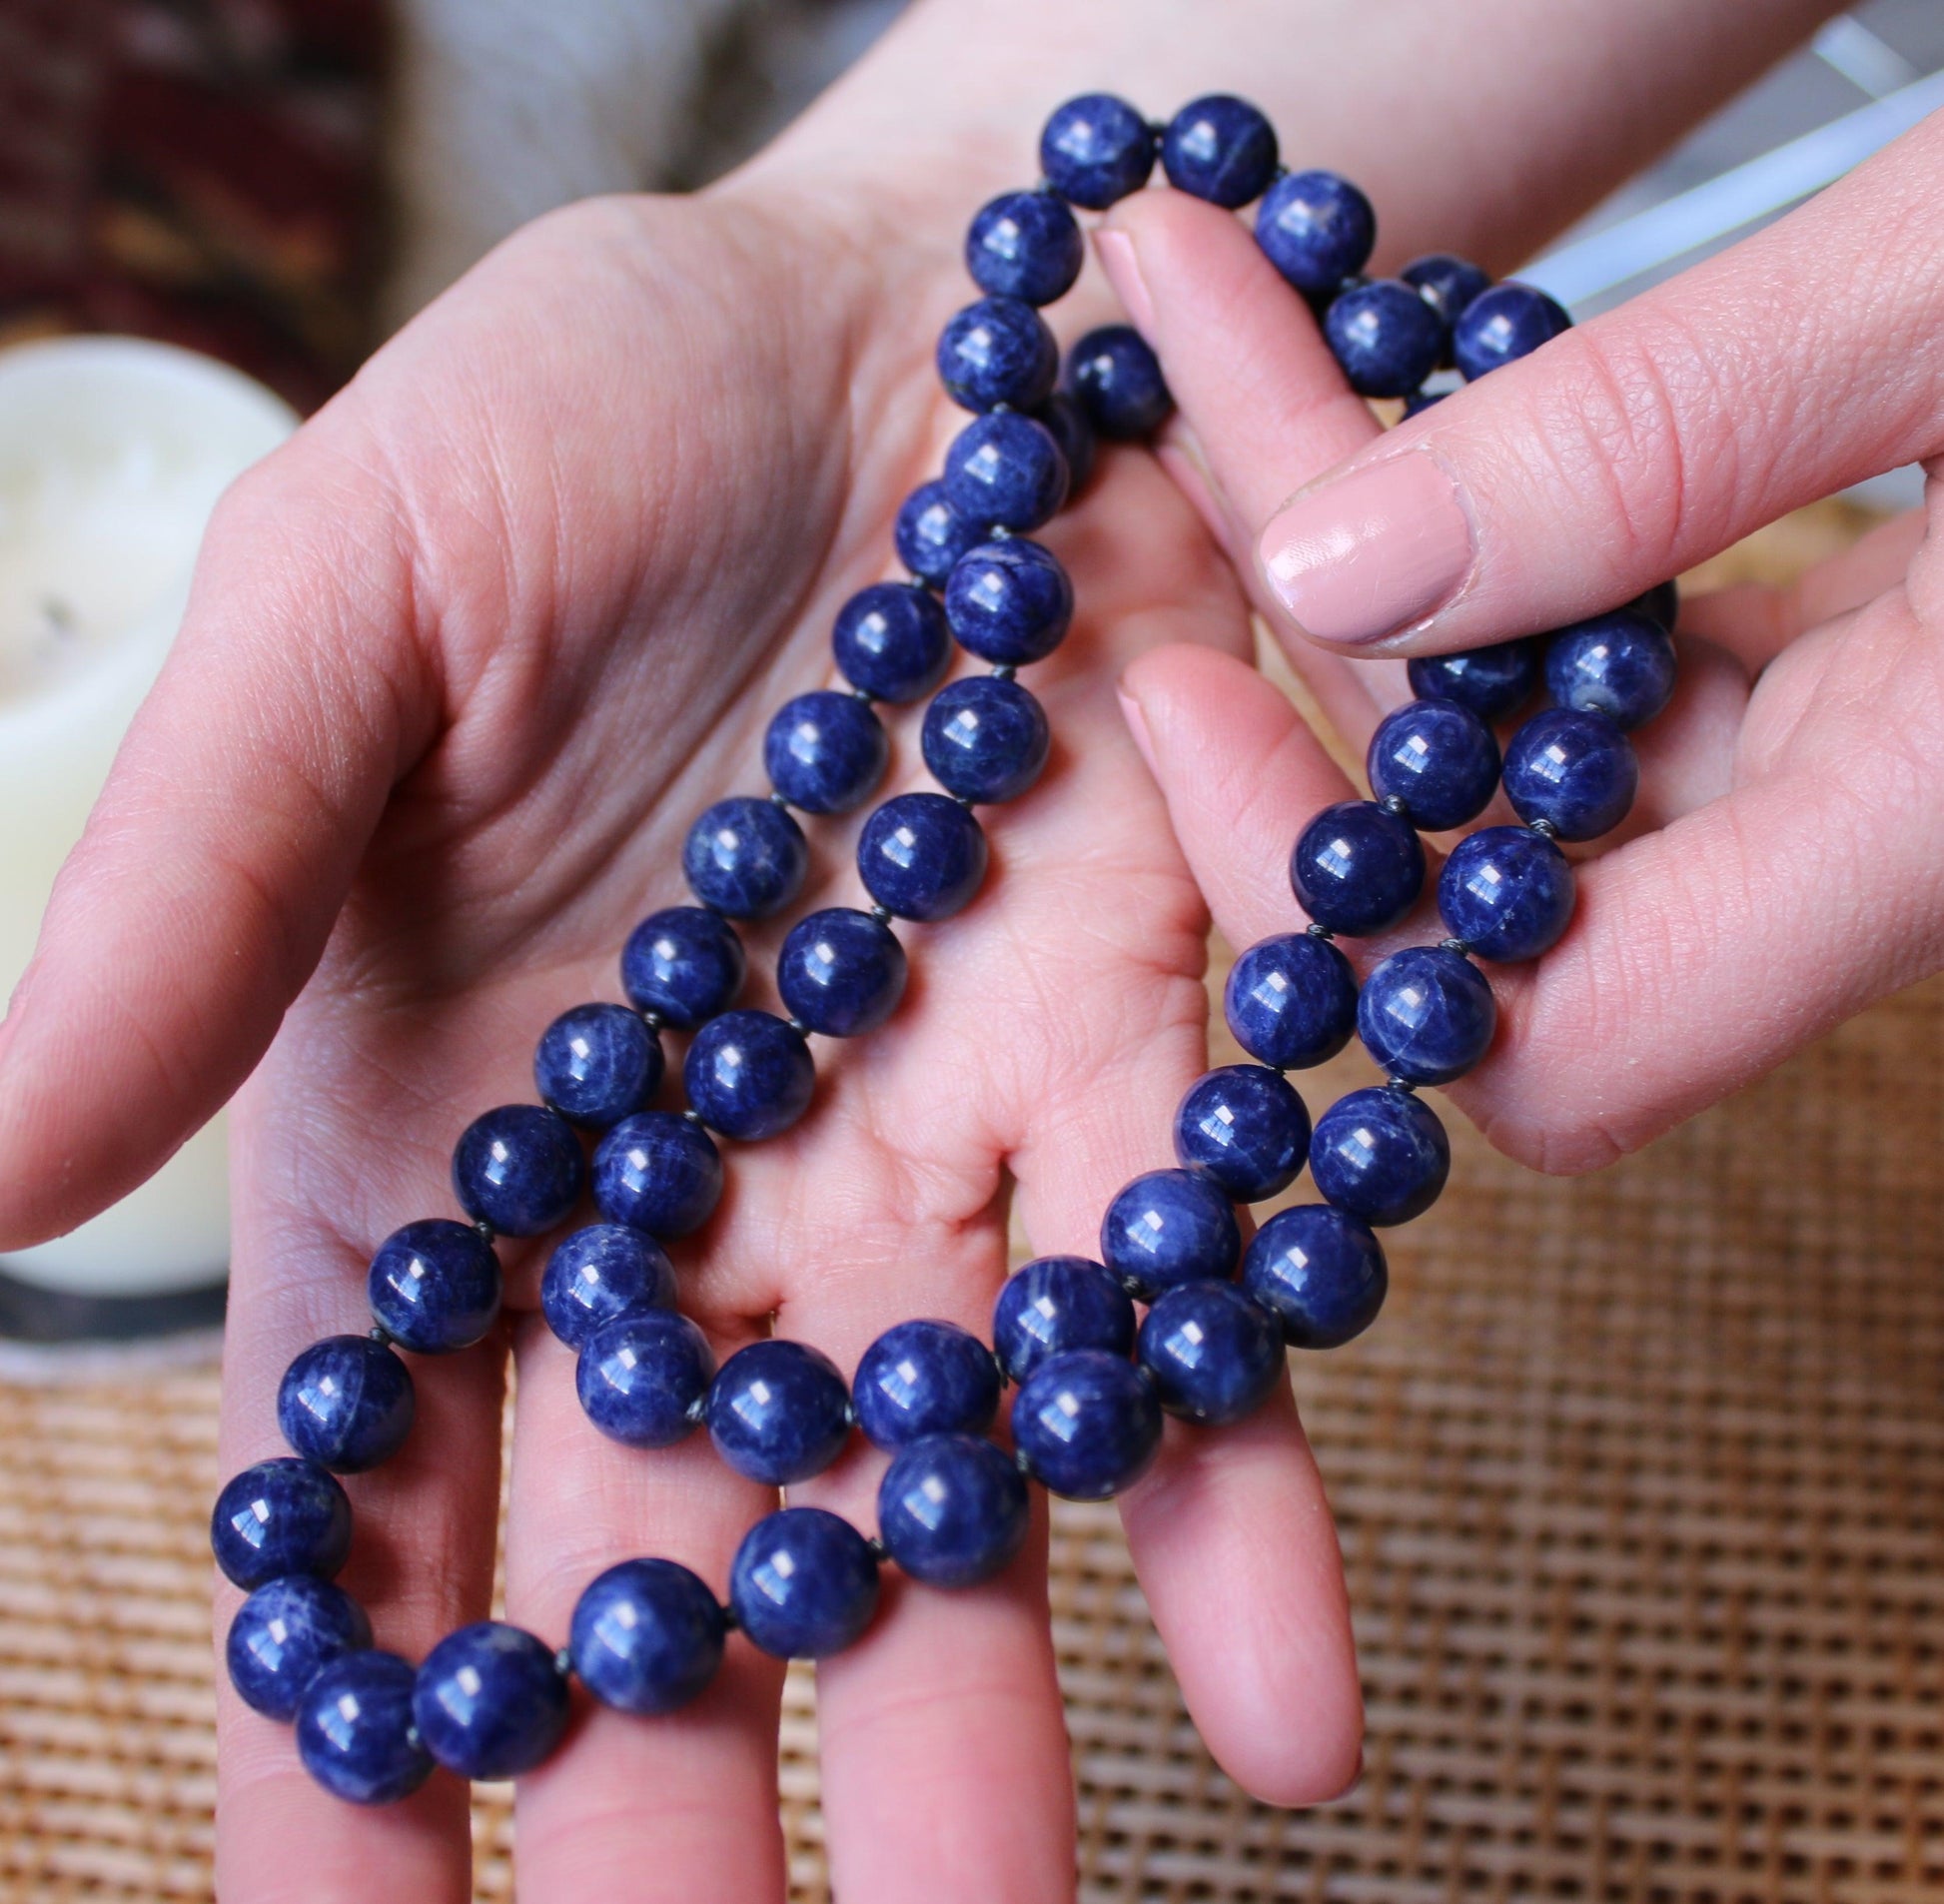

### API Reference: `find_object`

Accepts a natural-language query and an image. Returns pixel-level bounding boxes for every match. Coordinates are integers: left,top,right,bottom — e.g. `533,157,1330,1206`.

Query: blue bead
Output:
577,1309,714,1447
1454,282,1571,381
1402,388,1448,417
1224,932,1359,1070
877,1433,1029,1588
857,791,988,922
453,1103,584,1238
367,1218,500,1353
1034,392,1096,494
834,580,953,700
1630,579,1679,630
533,1002,661,1129
966,191,1084,306
1438,825,1576,961
227,1574,372,1721
937,296,1059,414
730,1506,879,1659
1099,1168,1241,1302
944,538,1073,665
1401,253,1491,330
682,795,808,919
540,1223,675,1350
684,1010,814,1142
763,690,888,814
1324,280,1446,399
278,1336,416,1473
1290,799,1427,937
1242,1204,1388,1348
569,1558,726,1715
1160,94,1278,208
1309,1086,1450,1227
1358,945,1497,1085
942,413,1068,533
1064,325,1172,441
1173,1064,1312,1203
590,1111,723,1238
1502,706,1637,840
621,905,745,1029
893,484,991,592
1137,1282,1284,1426
852,1319,1000,1450
707,1339,852,1485
777,908,907,1037
992,1256,1136,1384
921,675,1050,804
1255,170,1376,298
1408,639,1539,721
295,1650,432,1805
1039,93,1154,209
413,1621,568,1781
211,1457,352,1590
1366,697,1501,831
1543,608,1677,730
1012,1349,1162,1500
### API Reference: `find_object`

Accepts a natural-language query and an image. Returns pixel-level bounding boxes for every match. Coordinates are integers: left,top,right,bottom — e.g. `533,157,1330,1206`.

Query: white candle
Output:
0,337,296,1298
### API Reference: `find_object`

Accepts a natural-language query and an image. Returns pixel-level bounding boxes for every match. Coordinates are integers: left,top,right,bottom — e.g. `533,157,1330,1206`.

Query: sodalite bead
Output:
1039,92,1154,209
894,482,992,590
453,1104,584,1238
777,908,907,1037
922,675,1050,804
852,1319,1001,1450
533,1002,661,1129
1012,1348,1162,1500
991,1255,1136,1383
1064,326,1173,441
858,792,988,922
540,1223,675,1350
942,413,1068,533
763,690,889,814
1407,638,1539,721
1325,280,1447,399
227,1574,373,1720
1401,253,1491,329
1630,578,1679,630
1503,706,1637,840
278,1336,416,1473
944,538,1073,664
707,1339,852,1485
211,1457,352,1590
1161,94,1278,208
1309,1086,1451,1227
1223,931,1359,1070
1454,282,1571,381
1137,1282,1284,1426
621,905,745,1030
878,1433,1029,1588
295,1650,432,1805
684,1010,815,1142
1255,170,1376,298
966,191,1084,306
730,1506,880,1659
1439,825,1576,961
1366,697,1501,832
1542,607,1677,730
1034,392,1096,494
682,795,809,919
937,296,1059,413
367,1219,500,1353
1290,799,1427,937
577,1309,714,1447
1357,945,1497,1085
413,1621,569,1781
1100,1168,1241,1302
1173,1064,1312,1203
569,1558,726,1715
590,1111,723,1239
834,580,953,700
1242,1203,1388,1348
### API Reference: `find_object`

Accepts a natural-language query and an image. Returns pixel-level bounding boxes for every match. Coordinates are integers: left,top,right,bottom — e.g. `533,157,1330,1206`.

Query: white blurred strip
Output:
1813,15,1921,100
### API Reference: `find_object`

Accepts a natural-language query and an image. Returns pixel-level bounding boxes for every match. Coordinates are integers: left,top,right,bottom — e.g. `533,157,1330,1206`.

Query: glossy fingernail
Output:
1116,684,1159,778
1095,228,1156,337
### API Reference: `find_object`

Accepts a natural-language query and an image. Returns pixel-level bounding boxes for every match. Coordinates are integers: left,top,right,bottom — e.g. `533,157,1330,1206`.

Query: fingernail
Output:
1257,450,1474,645
1116,683,1159,778
1095,228,1156,337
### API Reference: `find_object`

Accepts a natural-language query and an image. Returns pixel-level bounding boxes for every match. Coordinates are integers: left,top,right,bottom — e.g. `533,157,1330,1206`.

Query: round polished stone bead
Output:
1160,94,1278,207
1630,578,1680,630
1358,945,1497,1085
857,791,988,922
966,190,1084,305
1366,697,1501,832
1401,253,1491,330
833,580,953,700
894,482,991,591
852,1319,1001,1450
212,1457,352,1590
1439,824,1576,961
1223,931,1359,1070
1137,1282,1284,1426
540,1223,676,1351
777,907,907,1037
576,1309,714,1448
1309,1086,1451,1227
1290,799,1427,937
1542,607,1677,730
1099,1168,1241,1302
937,295,1059,414
569,1558,726,1716
533,1001,662,1129
1173,1064,1312,1203
763,690,889,814
877,1433,1029,1588
682,795,809,919
295,1650,432,1806
1454,281,1571,381
590,1111,723,1238
414,1621,569,1781
1039,92,1154,209
621,905,745,1030
942,413,1068,533
707,1339,852,1485
1255,169,1376,298
1503,706,1637,840
1012,1348,1163,1500
453,1103,584,1238
944,538,1073,665
1407,638,1539,721
992,1255,1137,1384
1064,325,1172,441
1325,279,1447,399
367,1218,500,1353
1034,391,1096,493
730,1506,879,1658
684,1010,815,1143
921,675,1050,804
1242,1203,1388,1348
227,1574,373,1720
278,1336,416,1473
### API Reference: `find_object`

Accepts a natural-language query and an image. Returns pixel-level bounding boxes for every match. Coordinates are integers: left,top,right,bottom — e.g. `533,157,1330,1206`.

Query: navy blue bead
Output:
857,791,988,922
730,1506,879,1658
1325,280,1446,399
1630,579,1679,630
1439,825,1576,961
1366,697,1501,831
211,1457,352,1590
621,905,745,1030
1402,388,1449,417
763,690,888,814
569,1559,726,1716
834,580,953,700
278,1336,415,1473
1401,253,1491,328
877,1433,1029,1588
944,538,1073,665
707,1339,852,1485
1454,282,1571,381
684,1010,815,1142
682,795,808,919
367,1218,500,1353
540,1223,675,1350
1137,1282,1284,1426
577,1309,714,1448
414,1621,568,1781
921,675,1050,804
894,483,991,592
777,908,907,1037
992,1256,1137,1384
1309,1086,1451,1227
937,296,1059,414
1224,932,1359,1071
1160,94,1278,208
1542,608,1677,730
1064,325,1172,441
942,413,1068,532
1034,391,1096,493
1255,169,1376,297
227,1574,372,1721
590,1111,723,1238
852,1320,1000,1450
1039,93,1154,210
1290,799,1427,937
966,191,1083,306
1013,1349,1162,1500
1503,706,1636,840
295,1650,432,1806
1242,1204,1388,1348
453,1103,584,1238
534,1002,661,1129
1173,1064,1312,1203
1358,945,1497,1085
1099,1168,1241,1302
1408,639,1539,721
